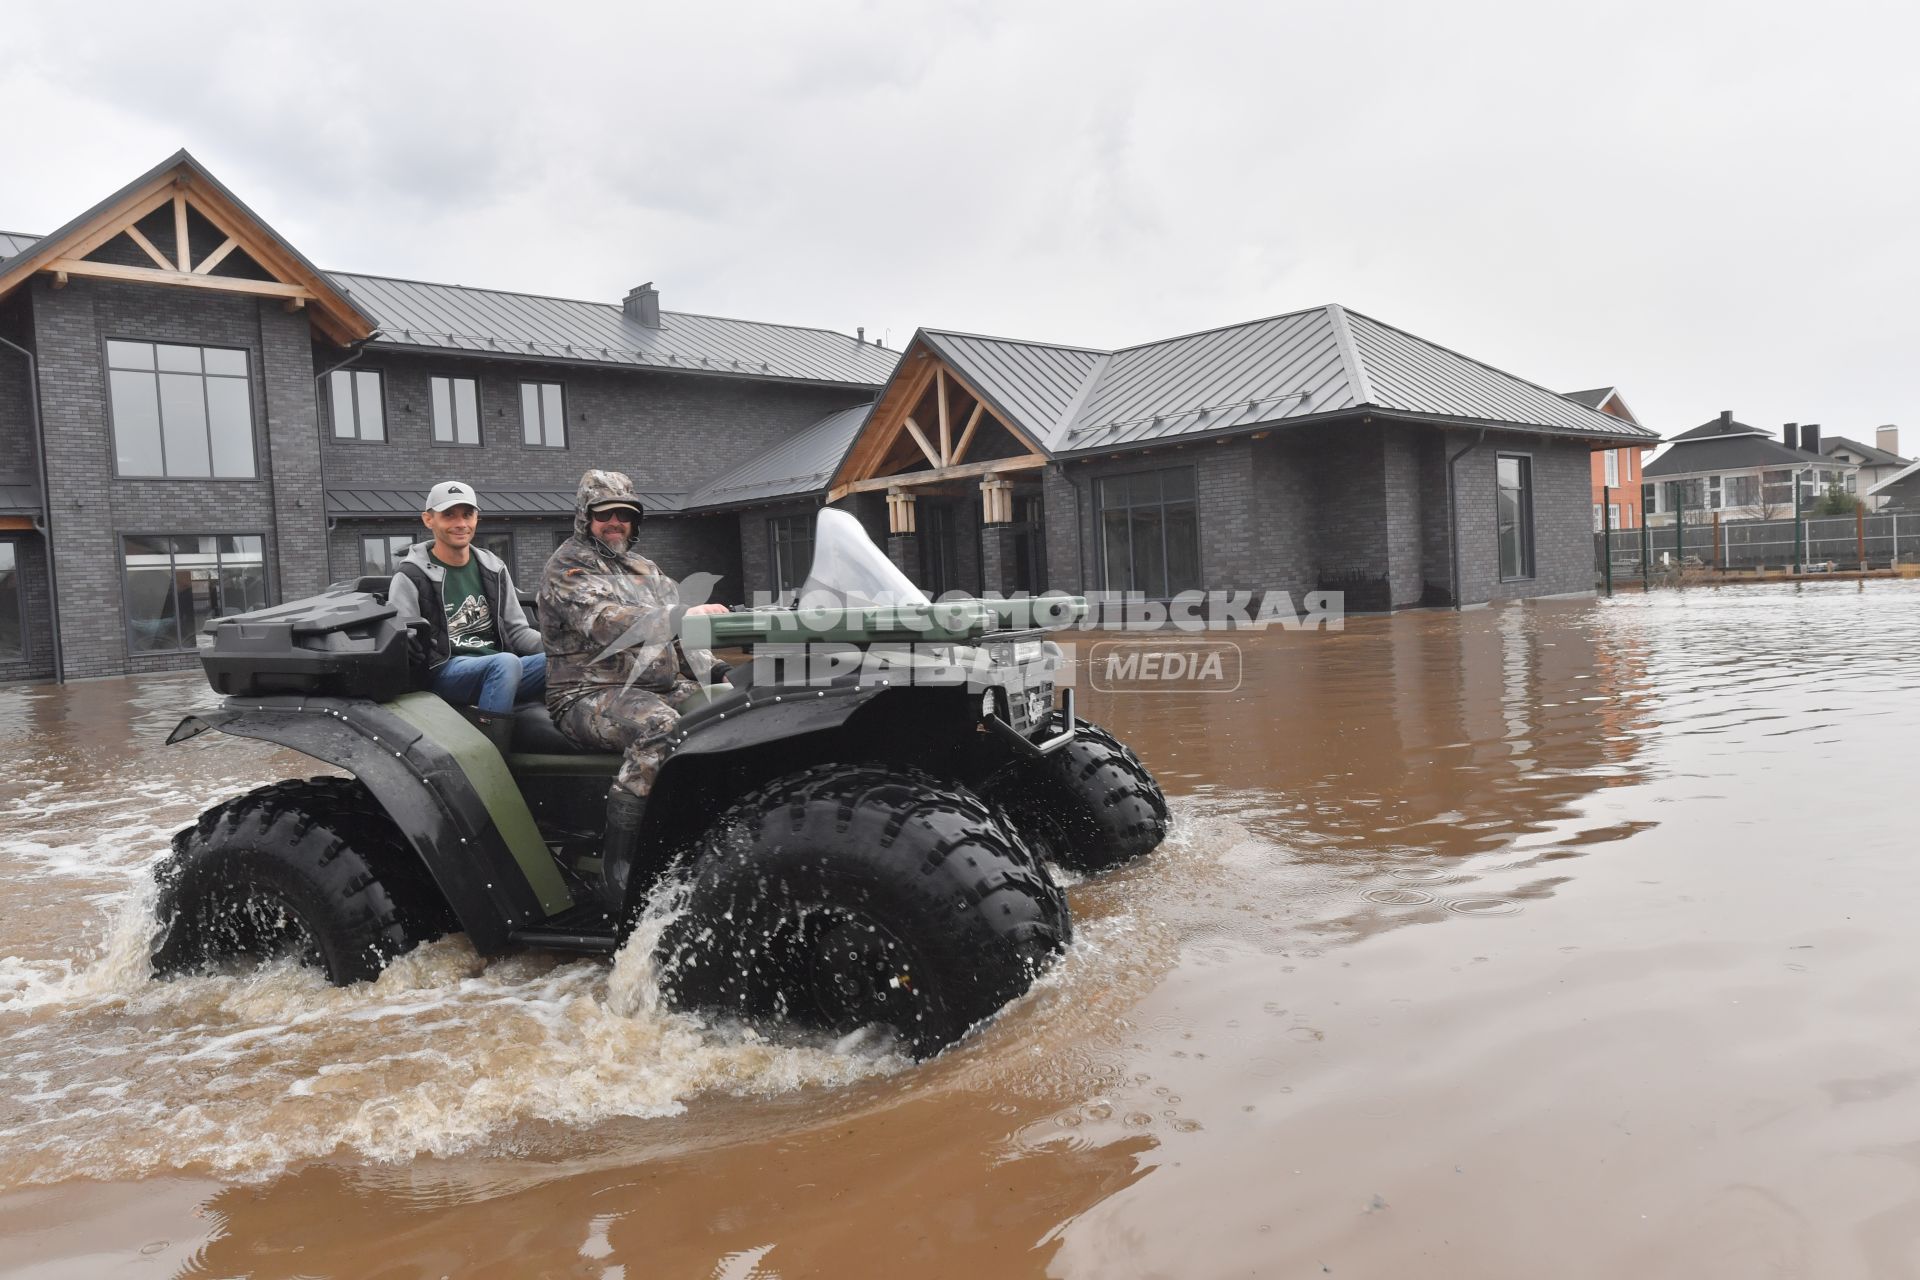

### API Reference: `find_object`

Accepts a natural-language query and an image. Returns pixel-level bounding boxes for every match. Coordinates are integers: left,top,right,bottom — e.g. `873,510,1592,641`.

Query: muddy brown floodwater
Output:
2,582,1918,1278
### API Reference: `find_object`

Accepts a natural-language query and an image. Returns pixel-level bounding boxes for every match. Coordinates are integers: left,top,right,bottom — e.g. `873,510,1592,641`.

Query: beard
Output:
599,529,629,554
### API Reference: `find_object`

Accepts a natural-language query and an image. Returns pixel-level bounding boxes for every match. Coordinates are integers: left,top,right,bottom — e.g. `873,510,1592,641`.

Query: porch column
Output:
977,477,1016,594
885,489,918,578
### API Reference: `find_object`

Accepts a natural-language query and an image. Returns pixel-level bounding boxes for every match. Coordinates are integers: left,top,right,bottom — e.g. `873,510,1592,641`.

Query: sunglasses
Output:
590,509,637,524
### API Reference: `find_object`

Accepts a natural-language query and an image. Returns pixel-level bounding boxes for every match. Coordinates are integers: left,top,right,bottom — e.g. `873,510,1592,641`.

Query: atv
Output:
152,509,1169,1055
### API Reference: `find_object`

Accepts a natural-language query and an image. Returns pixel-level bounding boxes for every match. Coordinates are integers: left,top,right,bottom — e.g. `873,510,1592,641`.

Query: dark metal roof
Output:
326,486,686,518
686,402,872,510
1821,435,1908,468
1671,416,1767,443
328,272,900,388
0,232,37,262
1642,436,1835,477
0,482,42,516
1867,458,1920,499
1564,387,1612,408
913,305,1654,457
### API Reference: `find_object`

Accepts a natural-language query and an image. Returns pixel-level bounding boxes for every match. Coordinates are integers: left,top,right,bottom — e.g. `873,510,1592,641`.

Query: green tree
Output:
1812,483,1860,517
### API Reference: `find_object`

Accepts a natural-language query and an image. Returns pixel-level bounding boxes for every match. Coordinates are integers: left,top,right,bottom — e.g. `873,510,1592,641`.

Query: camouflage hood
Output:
572,469,646,545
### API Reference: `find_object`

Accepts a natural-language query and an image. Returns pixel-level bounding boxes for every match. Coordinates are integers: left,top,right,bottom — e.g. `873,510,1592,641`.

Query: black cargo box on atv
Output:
199,589,413,700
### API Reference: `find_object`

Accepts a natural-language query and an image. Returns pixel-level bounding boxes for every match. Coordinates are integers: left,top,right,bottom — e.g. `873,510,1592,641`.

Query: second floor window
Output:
1604,450,1619,488
520,382,567,448
430,376,481,446
328,369,386,441
107,340,255,478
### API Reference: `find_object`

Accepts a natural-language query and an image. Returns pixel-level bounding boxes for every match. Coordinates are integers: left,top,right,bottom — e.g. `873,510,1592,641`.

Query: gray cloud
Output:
3,0,1916,439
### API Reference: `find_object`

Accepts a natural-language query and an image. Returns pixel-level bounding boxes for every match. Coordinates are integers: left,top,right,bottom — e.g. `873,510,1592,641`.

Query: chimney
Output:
857,326,865,343
1718,409,1732,431
1783,422,1799,450
1878,425,1900,457
623,282,661,328
1802,423,1822,454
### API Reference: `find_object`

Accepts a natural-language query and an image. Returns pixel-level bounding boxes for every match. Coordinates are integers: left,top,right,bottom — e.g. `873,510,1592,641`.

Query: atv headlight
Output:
981,689,998,719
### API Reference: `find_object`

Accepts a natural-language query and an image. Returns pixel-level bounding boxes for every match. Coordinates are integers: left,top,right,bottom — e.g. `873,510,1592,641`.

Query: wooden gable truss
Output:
828,343,1050,528
0,156,373,345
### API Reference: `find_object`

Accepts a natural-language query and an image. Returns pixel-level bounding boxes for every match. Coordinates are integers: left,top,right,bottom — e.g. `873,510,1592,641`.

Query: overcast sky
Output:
3,1,1915,446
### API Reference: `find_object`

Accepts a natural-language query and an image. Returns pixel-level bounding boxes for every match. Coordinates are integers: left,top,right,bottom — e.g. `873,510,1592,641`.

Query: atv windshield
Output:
796,508,931,609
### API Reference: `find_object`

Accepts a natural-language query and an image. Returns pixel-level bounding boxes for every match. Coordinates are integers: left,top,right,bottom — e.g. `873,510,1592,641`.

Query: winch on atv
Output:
153,509,1169,1055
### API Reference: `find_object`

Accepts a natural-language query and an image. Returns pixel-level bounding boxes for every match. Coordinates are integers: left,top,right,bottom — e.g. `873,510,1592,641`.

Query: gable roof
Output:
331,272,897,387
906,305,1654,458
1562,385,1641,426
0,232,37,262
0,150,376,344
1821,434,1908,468
1867,457,1920,497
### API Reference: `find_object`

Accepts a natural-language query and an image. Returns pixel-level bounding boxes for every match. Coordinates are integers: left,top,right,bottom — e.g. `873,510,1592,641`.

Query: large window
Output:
328,368,386,442
768,514,815,597
0,542,22,662
1495,455,1534,581
106,340,254,478
430,376,481,446
1725,475,1760,508
123,535,267,653
1603,450,1619,488
520,382,567,448
1762,470,1793,509
360,534,416,576
1099,468,1200,598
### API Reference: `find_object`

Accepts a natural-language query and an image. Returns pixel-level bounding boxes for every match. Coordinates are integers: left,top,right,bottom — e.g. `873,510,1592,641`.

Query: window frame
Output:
519,380,569,449
1495,453,1535,582
767,512,816,597
103,337,259,480
119,532,272,655
1603,449,1619,489
429,375,483,447
1095,465,1203,600
360,533,418,578
475,531,514,572
0,539,26,664
327,367,388,444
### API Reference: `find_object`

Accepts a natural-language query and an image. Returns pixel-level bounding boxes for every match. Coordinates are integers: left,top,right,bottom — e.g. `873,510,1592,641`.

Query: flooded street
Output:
3,581,1918,1278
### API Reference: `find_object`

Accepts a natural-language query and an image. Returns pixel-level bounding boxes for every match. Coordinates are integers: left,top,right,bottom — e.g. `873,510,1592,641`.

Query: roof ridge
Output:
1325,304,1374,406
1108,302,1341,355
329,268,884,345
1340,306,1658,437
919,326,1107,354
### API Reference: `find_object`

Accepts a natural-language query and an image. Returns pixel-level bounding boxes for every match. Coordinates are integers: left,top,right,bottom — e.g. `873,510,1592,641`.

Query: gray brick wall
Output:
1450,434,1595,604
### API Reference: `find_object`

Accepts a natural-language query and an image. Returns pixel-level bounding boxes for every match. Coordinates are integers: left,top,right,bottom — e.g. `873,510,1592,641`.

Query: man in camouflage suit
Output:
539,470,726,902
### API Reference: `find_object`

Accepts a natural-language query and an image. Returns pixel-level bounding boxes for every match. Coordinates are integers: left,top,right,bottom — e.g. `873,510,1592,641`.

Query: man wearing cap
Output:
538,469,726,904
389,480,547,754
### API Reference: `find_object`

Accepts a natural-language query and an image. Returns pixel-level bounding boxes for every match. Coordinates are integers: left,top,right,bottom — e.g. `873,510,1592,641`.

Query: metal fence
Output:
1595,512,1917,583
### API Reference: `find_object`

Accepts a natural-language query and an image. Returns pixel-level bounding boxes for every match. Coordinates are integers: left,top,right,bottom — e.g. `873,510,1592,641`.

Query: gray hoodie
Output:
388,541,543,669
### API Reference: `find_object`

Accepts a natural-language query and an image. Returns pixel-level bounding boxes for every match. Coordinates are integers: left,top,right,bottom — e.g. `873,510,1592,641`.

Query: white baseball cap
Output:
425,480,480,512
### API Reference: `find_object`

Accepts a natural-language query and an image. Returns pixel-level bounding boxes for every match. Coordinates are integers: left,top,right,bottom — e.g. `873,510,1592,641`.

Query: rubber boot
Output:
473,712,514,759
599,789,647,909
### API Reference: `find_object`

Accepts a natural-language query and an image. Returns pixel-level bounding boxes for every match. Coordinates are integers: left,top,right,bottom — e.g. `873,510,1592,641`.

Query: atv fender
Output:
168,693,573,955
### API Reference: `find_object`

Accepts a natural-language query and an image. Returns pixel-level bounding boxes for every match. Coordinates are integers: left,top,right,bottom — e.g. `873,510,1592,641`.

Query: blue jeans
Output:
431,652,547,715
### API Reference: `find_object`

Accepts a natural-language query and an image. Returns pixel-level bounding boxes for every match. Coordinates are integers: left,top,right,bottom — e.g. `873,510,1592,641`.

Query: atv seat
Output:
511,702,589,754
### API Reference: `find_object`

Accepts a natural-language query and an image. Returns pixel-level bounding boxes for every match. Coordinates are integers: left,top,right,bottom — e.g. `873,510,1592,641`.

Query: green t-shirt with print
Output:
431,550,499,657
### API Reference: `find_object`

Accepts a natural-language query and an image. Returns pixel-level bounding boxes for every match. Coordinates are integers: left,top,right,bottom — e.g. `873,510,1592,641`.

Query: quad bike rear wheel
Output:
659,763,1071,1057
983,716,1170,873
152,782,417,985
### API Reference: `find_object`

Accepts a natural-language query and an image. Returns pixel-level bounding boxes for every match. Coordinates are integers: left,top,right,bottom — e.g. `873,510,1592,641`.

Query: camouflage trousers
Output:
555,678,703,799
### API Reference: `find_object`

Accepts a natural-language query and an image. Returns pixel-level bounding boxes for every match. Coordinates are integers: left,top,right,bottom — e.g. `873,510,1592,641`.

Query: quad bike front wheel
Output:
983,716,1170,874
658,763,1072,1057
152,782,418,985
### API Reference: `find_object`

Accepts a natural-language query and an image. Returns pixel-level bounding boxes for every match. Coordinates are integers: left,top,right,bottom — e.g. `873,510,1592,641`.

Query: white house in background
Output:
1819,426,1908,510
1867,457,1920,512
1641,413,1855,527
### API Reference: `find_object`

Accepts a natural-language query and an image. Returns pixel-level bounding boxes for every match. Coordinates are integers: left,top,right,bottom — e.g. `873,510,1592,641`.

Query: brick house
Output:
1567,387,1647,530
0,151,1654,685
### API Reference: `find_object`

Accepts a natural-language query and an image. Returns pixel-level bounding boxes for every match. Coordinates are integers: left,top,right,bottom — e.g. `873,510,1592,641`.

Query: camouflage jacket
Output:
538,470,689,715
